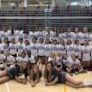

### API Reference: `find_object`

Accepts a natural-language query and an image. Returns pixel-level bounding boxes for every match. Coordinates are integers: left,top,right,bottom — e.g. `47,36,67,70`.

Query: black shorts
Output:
7,67,20,79
12,54,17,57
7,68,15,79
59,72,67,83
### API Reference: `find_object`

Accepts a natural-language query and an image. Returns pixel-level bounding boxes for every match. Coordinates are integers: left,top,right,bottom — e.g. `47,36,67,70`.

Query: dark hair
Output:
67,40,72,45
23,28,29,35
27,50,31,57
4,37,9,46
44,62,54,81
11,26,14,35
19,38,23,41
24,39,30,45
74,40,79,44
21,51,26,56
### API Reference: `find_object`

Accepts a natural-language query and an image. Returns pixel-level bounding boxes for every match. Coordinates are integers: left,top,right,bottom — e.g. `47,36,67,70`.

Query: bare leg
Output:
0,70,7,78
65,73,90,88
0,76,10,84
65,73,83,85
66,81,84,88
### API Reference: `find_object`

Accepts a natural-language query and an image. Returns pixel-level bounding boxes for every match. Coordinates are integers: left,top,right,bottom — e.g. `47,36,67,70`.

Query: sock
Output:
83,81,92,86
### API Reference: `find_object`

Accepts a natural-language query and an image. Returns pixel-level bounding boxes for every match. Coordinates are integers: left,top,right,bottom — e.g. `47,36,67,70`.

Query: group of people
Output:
0,26,92,88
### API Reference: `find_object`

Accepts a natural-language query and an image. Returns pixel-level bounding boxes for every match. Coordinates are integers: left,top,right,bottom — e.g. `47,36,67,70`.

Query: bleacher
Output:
0,6,92,16
0,0,92,31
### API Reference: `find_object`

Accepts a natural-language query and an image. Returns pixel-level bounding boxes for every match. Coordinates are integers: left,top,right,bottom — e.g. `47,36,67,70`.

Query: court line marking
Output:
5,83,11,92
64,84,67,92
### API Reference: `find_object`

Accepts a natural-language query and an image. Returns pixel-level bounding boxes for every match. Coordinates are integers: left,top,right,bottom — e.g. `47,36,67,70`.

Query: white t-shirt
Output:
16,56,23,63
21,56,28,63
67,56,80,66
66,44,74,56
75,32,83,43
17,43,24,55
5,30,12,37
14,30,23,40
29,31,34,39
66,32,75,41
23,34,28,40
42,31,48,38
73,59,80,66
57,44,66,54
67,56,74,65
73,45,82,58
28,55,36,64
89,33,92,41
50,31,56,37
2,43,9,54
22,43,29,52
0,31,6,41
28,43,38,57
82,33,89,41
16,55,28,63
34,31,43,38
0,43,4,51
81,45,91,61
58,33,66,41
9,43,17,55
6,55,15,63
51,44,57,53
44,44,52,57
37,43,45,56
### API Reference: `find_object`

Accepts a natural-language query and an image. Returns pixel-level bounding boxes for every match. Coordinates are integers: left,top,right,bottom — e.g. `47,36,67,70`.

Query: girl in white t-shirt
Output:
23,39,30,54
37,38,45,64
81,40,91,69
0,30,6,42
9,37,17,57
44,38,52,64
28,37,38,60
3,37,9,55
73,40,82,59
58,39,66,55
74,29,83,44
66,40,74,57
4,50,15,68
82,27,89,43
20,51,28,63
70,54,85,74
51,40,58,54
17,38,24,56
16,50,28,64
27,50,36,70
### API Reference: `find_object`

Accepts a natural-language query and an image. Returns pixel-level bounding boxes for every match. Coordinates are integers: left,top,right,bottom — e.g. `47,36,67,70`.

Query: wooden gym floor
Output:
0,72,92,92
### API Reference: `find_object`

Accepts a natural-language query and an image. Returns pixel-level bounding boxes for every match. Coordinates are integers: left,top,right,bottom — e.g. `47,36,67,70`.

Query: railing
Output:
0,6,92,16
0,6,92,30
0,16,92,19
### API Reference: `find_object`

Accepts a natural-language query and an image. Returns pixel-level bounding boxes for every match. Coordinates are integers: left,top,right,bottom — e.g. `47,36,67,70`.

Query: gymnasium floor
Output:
0,72,92,92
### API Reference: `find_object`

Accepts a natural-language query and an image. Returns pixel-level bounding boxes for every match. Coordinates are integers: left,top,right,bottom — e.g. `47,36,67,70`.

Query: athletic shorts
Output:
7,68,15,79
59,71,67,83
